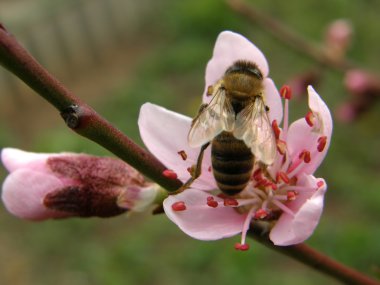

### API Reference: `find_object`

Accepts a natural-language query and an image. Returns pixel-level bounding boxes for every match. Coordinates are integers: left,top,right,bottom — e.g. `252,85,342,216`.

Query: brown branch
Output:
249,224,380,285
226,0,355,71
0,23,182,191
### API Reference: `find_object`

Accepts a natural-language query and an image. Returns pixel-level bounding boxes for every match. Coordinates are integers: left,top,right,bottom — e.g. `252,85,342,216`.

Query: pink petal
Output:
286,86,332,174
138,103,216,190
264,78,283,124
269,175,326,246
163,189,245,240
203,31,269,102
1,148,50,172
2,169,72,220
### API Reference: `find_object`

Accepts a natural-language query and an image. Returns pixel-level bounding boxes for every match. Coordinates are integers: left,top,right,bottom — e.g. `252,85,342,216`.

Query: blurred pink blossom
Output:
1,148,159,220
324,19,353,60
138,31,333,249
336,69,380,122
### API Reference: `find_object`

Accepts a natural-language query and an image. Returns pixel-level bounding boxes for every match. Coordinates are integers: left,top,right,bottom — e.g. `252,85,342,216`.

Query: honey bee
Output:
180,60,276,195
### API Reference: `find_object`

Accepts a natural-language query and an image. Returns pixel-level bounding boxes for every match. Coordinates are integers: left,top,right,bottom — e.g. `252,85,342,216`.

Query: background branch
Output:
0,23,182,192
249,224,380,285
226,0,354,71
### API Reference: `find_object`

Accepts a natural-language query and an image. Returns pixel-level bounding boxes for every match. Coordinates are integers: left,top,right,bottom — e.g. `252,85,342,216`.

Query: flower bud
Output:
1,148,158,220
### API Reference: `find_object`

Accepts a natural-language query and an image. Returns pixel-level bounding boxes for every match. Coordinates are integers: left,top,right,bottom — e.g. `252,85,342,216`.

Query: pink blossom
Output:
139,31,332,248
1,148,159,220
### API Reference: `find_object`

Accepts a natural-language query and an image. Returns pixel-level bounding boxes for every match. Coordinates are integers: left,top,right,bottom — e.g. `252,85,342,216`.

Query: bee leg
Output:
171,142,210,195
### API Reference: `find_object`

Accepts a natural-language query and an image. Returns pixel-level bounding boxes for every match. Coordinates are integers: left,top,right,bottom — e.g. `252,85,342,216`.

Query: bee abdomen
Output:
211,132,254,195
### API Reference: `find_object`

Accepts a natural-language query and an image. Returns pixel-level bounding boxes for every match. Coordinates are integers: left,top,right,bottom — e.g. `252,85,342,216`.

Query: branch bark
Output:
249,224,380,285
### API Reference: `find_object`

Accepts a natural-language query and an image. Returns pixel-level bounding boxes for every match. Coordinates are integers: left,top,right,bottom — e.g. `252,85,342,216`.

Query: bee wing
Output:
233,97,276,165
188,89,235,147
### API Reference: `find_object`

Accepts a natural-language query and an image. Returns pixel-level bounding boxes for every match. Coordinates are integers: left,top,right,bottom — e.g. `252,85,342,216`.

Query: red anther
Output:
272,120,281,139
208,166,212,172
177,150,188,161
289,176,298,185
239,243,250,251
305,111,315,127
276,171,290,184
280,85,292,100
299,150,311,163
207,196,214,202
163,169,178,180
224,198,239,207
277,139,287,155
263,181,277,190
317,180,325,188
234,243,250,251
252,168,263,181
171,201,186,211
317,136,327,152
287,191,297,201
207,200,218,208
254,209,268,219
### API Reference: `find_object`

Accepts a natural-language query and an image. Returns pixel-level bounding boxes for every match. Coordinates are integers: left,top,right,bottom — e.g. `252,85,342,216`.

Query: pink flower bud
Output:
1,148,158,220
324,19,353,59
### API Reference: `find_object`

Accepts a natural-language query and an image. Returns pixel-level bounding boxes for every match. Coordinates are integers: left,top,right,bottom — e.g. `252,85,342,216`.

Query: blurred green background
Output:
1,0,380,284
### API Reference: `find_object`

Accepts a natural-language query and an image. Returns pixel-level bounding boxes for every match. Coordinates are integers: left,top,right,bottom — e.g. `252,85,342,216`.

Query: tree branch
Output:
0,23,182,191
226,0,355,71
249,224,380,285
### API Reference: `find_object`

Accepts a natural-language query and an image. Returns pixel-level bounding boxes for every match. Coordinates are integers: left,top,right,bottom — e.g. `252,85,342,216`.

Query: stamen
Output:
252,168,263,181
317,180,325,188
277,139,287,155
239,207,256,250
206,196,218,208
271,199,295,217
317,136,327,152
276,171,290,184
234,243,250,251
280,85,292,100
299,150,311,163
163,169,178,180
172,201,186,211
177,150,187,161
287,191,297,201
272,120,281,140
281,185,316,193
254,208,268,219
305,111,315,127
224,198,239,207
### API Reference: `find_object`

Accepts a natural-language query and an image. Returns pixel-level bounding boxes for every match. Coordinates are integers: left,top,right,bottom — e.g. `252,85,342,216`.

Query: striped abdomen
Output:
211,131,254,195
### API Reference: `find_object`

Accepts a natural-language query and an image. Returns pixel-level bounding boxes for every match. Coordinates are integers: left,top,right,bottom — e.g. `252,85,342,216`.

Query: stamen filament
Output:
271,199,295,217
240,207,257,246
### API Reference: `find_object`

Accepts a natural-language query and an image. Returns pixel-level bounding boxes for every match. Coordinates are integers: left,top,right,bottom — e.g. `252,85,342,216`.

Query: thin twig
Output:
0,23,182,191
226,0,355,71
249,224,380,285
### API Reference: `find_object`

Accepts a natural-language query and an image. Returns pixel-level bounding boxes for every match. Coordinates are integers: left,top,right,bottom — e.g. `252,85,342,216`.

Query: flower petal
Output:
138,103,216,190
203,31,269,102
264,78,283,124
163,189,245,240
269,175,326,246
2,169,72,220
1,148,50,172
286,86,332,174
